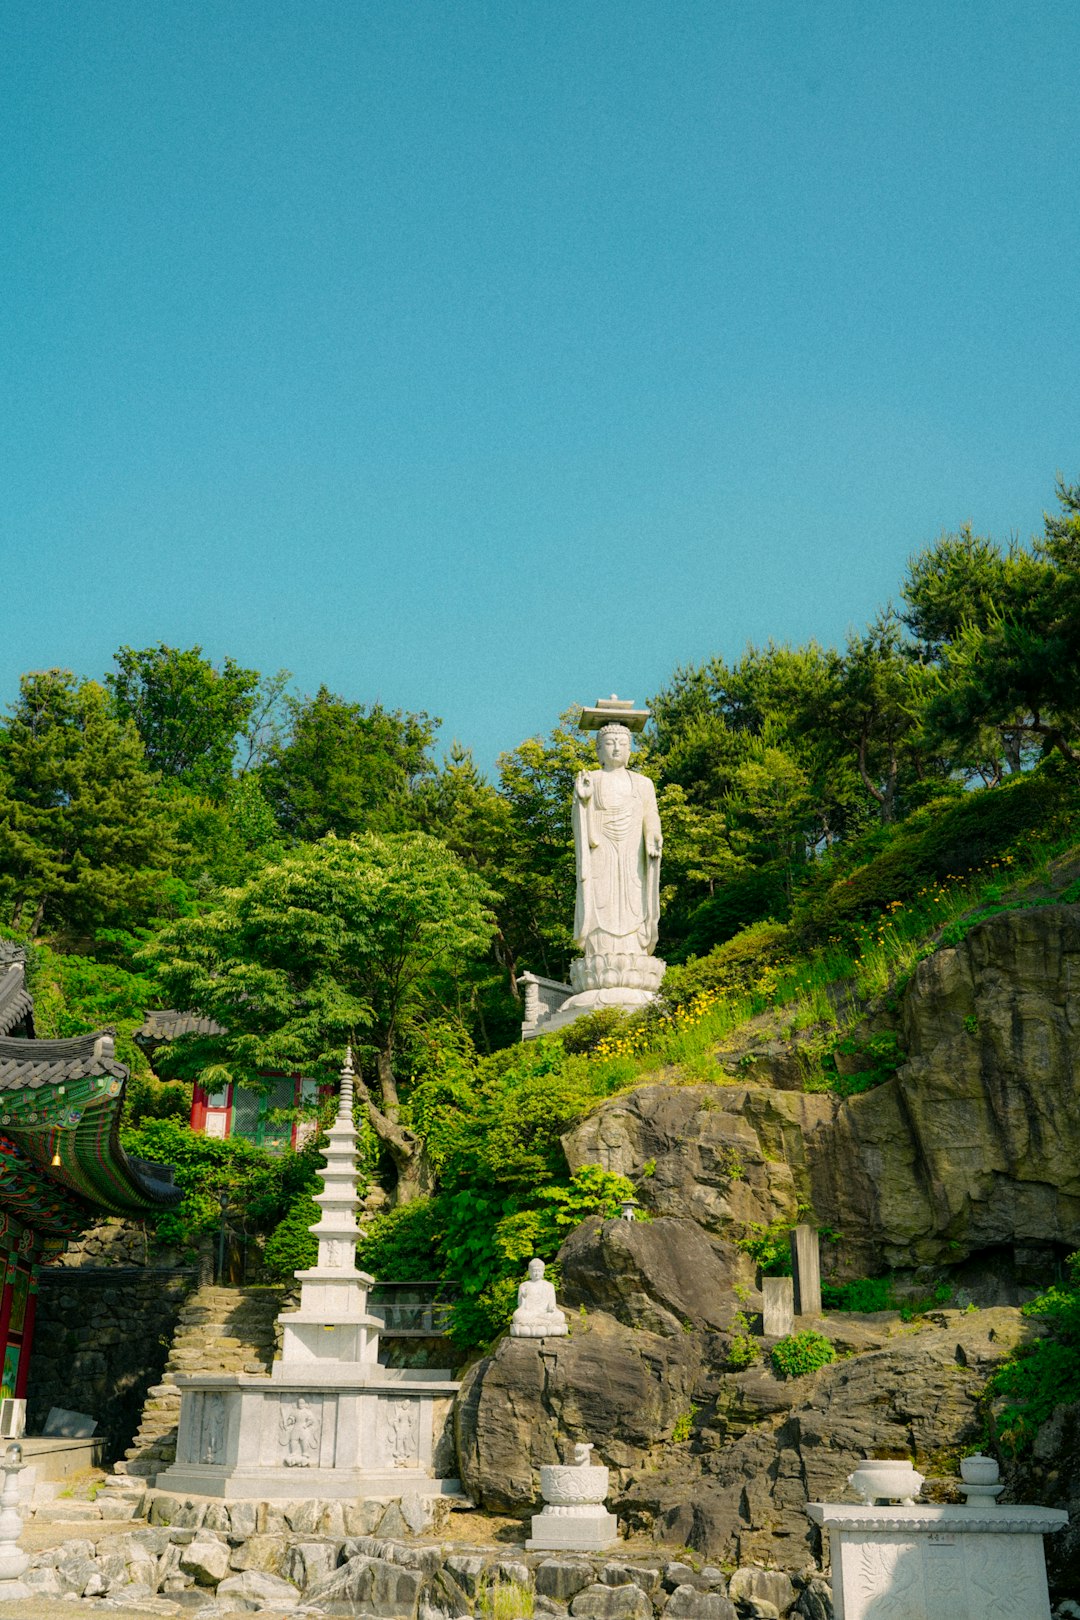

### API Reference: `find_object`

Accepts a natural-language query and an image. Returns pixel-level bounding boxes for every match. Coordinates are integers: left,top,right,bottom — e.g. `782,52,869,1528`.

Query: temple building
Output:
0,944,179,1407
136,1008,323,1150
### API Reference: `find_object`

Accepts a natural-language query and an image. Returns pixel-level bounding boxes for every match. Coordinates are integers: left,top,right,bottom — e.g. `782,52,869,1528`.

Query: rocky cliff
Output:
454,905,1080,1578
566,904,1080,1279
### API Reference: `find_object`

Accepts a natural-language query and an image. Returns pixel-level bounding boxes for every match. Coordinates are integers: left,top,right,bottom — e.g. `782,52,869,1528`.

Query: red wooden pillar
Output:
13,1270,37,1399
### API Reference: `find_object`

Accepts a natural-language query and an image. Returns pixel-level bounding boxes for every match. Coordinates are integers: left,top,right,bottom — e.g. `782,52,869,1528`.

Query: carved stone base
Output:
570,952,665,994
526,1507,618,1551
807,1502,1067,1620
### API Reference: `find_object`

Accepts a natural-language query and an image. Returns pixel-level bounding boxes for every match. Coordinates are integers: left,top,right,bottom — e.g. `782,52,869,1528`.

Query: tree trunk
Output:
376,1049,400,1122
357,1074,432,1206
28,897,46,940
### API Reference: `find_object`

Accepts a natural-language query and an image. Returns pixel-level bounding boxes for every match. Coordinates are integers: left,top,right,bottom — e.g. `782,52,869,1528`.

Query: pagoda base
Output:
155,1370,459,1502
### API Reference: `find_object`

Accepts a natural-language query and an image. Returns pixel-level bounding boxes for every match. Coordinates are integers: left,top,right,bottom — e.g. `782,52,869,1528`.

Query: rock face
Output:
563,1083,827,1244
563,907,1080,1276
559,1217,747,1337
453,906,1080,1585
817,905,1080,1270
456,1306,1035,1565
455,1314,700,1510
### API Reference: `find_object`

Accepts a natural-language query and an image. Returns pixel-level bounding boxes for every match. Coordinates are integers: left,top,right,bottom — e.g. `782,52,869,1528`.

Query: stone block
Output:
762,1277,795,1338
790,1226,821,1316
179,1535,232,1585
24,1567,62,1596
228,1534,288,1576
570,1582,654,1620
218,1567,302,1610
284,1538,341,1590
56,1553,101,1596
535,1557,596,1602
98,1495,142,1522
601,1563,661,1593
663,1585,736,1620
444,1553,491,1597
528,1508,618,1552
228,1500,259,1539
305,1554,425,1617
728,1568,796,1614
344,1499,390,1536
662,1564,707,1592
418,1565,473,1620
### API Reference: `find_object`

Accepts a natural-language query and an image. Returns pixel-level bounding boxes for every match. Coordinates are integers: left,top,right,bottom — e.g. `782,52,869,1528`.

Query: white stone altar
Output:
526,1442,617,1552
523,695,666,1039
155,1054,460,1500
807,1501,1068,1620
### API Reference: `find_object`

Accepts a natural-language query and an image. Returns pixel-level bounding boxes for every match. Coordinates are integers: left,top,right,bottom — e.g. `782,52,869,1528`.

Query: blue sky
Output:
3,1,1078,775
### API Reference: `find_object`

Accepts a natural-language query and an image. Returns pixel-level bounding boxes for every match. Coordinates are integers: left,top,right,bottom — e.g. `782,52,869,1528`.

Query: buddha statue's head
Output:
596,723,632,769
527,1258,545,1280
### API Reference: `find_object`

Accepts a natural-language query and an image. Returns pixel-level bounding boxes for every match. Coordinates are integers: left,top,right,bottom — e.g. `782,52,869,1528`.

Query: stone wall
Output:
22,1505,829,1618
28,1266,198,1461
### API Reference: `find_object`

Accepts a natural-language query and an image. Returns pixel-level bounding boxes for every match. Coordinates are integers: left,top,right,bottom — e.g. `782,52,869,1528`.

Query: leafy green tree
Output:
902,528,1040,780
141,833,495,1202
0,670,175,942
820,613,927,824
264,688,438,839
493,719,596,982
913,479,1080,771
107,644,277,797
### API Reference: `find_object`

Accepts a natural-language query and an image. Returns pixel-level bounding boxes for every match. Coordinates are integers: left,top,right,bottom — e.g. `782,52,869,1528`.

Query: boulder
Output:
180,1535,232,1586
728,1567,796,1614
663,1586,736,1620
819,905,1080,1268
217,1568,301,1610
305,1555,425,1617
570,1581,654,1619
284,1538,340,1590
562,1084,817,1243
455,1309,700,1508
560,1216,741,1336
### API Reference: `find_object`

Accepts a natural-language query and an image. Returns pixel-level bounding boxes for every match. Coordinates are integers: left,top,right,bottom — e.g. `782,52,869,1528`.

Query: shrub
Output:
358,1200,444,1280
120,1116,318,1249
986,1254,1080,1454
560,1007,629,1054
795,764,1080,938
807,1030,907,1097
663,920,795,1011
263,1192,319,1279
770,1329,837,1379
822,1276,897,1313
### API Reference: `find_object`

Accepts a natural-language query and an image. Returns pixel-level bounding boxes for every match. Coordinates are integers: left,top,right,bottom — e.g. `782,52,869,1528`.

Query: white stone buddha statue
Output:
509,1258,568,1339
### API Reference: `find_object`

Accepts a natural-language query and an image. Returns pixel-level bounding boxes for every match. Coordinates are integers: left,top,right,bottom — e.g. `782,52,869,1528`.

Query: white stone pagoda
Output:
156,1053,460,1499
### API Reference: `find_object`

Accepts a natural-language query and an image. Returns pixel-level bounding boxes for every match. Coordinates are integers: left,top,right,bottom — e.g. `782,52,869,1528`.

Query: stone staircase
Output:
112,1283,286,1482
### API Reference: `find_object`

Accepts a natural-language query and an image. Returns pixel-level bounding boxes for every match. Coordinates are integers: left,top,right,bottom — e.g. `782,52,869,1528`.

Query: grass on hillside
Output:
565,834,1080,1101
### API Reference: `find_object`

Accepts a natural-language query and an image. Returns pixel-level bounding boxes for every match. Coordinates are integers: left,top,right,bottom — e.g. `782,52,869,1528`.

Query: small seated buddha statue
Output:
509,1258,569,1339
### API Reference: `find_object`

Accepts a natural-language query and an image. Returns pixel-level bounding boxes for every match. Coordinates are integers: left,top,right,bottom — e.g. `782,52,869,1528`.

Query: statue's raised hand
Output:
575,770,594,800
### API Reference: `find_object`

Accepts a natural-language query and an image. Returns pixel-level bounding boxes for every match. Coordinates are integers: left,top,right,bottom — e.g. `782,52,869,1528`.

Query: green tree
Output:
141,833,495,1202
0,670,175,942
107,644,278,797
821,613,927,824
264,688,438,839
493,718,596,982
902,528,1039,780
912,479,1080,771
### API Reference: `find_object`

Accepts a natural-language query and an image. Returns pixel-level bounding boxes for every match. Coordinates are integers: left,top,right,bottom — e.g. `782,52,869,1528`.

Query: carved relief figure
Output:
387,1399,418,1467
200,1394,225,1464
573,723,661,960
279,1396,321,1467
